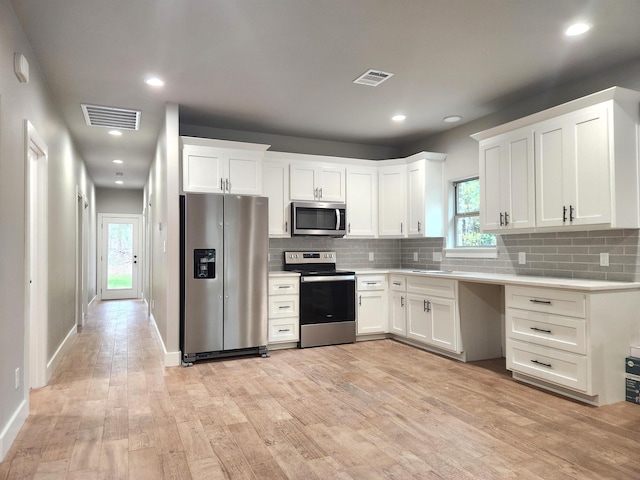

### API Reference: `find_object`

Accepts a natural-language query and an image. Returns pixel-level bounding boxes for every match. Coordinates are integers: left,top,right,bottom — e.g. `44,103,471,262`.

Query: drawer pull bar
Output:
531,359,552,368
278,328,290,333
278,285,291,289
392,282,401,286
530,326,552,334
366,282,378,285
529,299,552,305
278,305,291,309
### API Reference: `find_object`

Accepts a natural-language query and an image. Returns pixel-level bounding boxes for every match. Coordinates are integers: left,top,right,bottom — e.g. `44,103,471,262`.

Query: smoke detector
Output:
81,104,141,130
353,69,394,87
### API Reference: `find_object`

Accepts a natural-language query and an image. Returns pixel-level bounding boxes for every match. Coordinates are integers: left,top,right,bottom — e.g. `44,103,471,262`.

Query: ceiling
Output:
11,0,640,189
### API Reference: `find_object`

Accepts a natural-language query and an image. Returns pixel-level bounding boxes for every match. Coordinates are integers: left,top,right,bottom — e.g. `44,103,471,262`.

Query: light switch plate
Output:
413,252,418,261
368,252,374,261
600,252,609,266
433,252,442,262
518,252,526,265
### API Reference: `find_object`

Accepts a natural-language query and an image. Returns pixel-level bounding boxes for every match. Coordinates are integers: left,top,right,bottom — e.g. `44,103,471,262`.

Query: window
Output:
454,177,496,247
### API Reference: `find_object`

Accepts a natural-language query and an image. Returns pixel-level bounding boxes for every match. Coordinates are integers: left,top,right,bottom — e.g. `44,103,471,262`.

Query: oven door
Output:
299,275,355,325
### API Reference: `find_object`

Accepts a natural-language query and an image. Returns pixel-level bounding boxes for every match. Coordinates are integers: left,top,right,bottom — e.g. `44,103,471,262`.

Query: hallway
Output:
4,300,640,479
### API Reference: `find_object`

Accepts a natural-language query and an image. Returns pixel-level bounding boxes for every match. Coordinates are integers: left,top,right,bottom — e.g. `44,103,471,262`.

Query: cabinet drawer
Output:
268,294,299,318
406,276,455,299
507,308,586,354
268,318,299,343
357,275,387,291
269,276,299,295
506,286,586,318
506,339,588,393
389,276,406,292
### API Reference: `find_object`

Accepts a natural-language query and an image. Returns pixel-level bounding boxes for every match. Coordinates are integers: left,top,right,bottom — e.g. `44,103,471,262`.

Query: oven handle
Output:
301,275,356,283
336,209,340,231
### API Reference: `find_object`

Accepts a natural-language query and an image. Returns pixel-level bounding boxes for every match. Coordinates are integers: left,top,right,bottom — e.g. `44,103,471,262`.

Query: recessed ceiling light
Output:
108,130,122,136
443,115,462,123
112,159,123,164
145,76,164,87
565,23,591,36
392,114,406,122
115,180,124,185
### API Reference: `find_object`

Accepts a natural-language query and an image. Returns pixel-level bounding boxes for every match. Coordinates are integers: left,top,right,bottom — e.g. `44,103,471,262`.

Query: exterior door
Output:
100,214,141,300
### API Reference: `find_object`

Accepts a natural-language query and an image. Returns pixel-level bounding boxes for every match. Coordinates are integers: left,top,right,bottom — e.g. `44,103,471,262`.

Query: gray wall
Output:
0,0,95,460
96,187,144,214
180,124,400,160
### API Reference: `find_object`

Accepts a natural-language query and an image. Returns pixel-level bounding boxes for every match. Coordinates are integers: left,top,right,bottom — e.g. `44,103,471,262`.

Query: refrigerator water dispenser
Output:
194,249,216,278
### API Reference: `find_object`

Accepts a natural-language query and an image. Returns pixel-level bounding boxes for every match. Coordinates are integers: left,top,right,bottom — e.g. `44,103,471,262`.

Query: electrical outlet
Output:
368,252,374,261
600,252,610,266
518,252,526,265
15,367,19,390
413,252,418,262
433,252,443,262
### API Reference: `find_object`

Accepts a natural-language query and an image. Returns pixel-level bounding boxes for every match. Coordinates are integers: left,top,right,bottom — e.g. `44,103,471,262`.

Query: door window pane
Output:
107,223,133,289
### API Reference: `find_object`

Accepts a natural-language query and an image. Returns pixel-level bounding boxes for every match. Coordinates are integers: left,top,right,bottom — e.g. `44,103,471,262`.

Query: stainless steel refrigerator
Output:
180,193,269,364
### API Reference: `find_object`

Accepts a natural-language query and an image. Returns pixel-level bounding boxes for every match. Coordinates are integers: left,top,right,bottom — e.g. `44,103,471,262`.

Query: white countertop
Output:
268,270,300,277
353,268,640,292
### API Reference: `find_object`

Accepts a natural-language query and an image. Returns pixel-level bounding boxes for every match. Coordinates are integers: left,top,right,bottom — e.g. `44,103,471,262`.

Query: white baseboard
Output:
88,294,97,311
46,324,77,382
149,313,181,367
0,399,28,462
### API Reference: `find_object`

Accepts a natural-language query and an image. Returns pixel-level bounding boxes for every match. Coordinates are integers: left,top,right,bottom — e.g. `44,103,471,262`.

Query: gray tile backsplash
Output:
271,229,640,281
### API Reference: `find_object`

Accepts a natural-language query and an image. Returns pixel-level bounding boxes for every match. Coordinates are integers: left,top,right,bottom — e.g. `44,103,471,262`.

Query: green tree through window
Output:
454,178,496,247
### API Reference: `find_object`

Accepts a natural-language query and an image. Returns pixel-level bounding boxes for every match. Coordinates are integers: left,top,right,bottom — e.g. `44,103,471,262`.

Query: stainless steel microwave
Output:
291,202,347,237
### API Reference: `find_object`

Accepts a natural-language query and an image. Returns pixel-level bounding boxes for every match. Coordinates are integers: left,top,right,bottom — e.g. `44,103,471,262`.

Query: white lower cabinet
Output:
268,275,299,345
405,276,460,354
389,276,407,336
356,275,388,335
505,285,640,405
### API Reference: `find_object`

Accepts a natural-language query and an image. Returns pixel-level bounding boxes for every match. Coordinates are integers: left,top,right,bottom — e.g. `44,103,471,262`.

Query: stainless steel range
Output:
284,251,356,348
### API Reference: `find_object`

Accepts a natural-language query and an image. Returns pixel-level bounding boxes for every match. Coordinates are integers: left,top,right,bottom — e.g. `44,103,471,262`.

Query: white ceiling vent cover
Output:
353,69,394,87
81,104,141,130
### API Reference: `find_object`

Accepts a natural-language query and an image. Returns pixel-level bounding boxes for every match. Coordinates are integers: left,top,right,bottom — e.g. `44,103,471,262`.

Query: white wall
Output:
96,187,144,214
0,0,95,460
144,103,181,366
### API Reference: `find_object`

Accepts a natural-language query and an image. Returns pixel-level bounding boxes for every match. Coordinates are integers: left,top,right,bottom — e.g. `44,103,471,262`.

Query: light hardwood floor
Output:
3,299,640,479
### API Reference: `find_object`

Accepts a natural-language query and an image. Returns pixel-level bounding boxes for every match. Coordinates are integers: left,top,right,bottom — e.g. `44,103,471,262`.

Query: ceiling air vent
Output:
81,104,141,130
353,69,394,87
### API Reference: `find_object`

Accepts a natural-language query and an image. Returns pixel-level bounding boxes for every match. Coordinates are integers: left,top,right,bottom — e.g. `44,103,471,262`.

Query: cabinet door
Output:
390,292,406,336
318,165,346,202
536,104,611,228
263,161,290,237
378,165,407,237
346,167,377,237
406,294,429,342
480,128,534,232
407,161,425,236
290,164,317,200
182,145,225,193
357,291,388,334
569,105,611,226
429,297,459,352
227,150,263,195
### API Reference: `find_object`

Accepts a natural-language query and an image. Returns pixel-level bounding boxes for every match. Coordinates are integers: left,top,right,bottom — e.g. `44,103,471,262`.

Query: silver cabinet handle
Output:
504,211,509,226
359,295,362,306
392,282,401,286
423,299,431,312
319,187,323,199
417,221,421,233
278,328,291,333
400,222,403,234
225,178,230,193
530,299,552,305
400,296,404,307
278,305,291,309
278,285,291,289
366,282,378,285
348,223,351,234
531,359,552,368
220,178,224,191
530,326,552,334
285,221,288,232
499,212,504,226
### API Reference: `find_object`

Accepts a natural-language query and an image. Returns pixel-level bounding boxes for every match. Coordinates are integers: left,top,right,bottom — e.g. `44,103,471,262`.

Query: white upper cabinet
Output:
263,159,290,238
181,137,269,195
378,164,407,237
478,127,535,232
407,155,445,237
346,166,377,237
473,87,640,232
290,163,345,202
